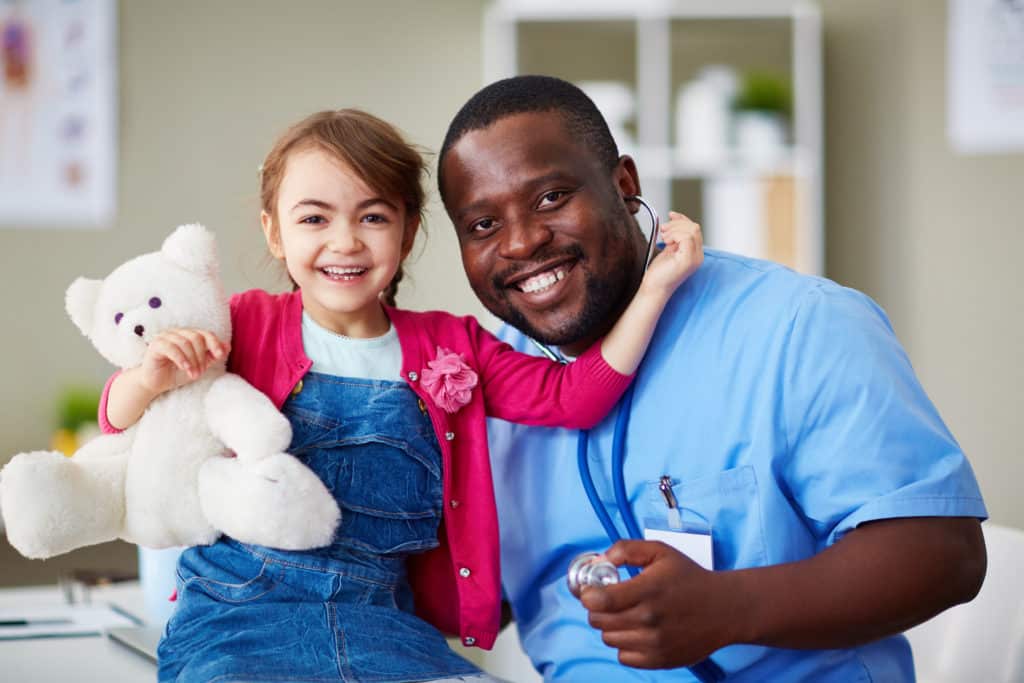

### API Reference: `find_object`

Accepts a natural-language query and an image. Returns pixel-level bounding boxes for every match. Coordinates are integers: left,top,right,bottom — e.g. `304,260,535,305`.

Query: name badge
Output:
644,475,714,570
643,525,713,570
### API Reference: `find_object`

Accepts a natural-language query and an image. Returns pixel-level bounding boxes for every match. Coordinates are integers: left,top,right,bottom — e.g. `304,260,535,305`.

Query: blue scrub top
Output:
487,250,987,682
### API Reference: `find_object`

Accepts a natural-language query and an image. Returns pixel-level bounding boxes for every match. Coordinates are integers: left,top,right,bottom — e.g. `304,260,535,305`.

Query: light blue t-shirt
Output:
487,249,987,682
301,311,402,380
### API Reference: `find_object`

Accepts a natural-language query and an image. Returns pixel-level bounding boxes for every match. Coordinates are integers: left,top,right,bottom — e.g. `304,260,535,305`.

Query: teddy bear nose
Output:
134,324,145,337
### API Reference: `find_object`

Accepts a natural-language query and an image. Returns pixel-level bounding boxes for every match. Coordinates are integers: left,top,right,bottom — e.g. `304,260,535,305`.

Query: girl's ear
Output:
261,210,284,259
401,214,421,259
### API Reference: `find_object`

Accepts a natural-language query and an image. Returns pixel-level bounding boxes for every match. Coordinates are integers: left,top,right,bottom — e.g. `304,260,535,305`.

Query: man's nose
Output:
499,217,553,260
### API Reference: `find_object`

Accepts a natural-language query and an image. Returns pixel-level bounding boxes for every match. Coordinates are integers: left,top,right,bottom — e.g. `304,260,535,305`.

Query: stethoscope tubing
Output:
548,196,725,682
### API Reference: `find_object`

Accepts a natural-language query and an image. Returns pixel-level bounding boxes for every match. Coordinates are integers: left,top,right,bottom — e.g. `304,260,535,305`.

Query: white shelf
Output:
483,0,824,276
486,0,814,21
626,145,807,180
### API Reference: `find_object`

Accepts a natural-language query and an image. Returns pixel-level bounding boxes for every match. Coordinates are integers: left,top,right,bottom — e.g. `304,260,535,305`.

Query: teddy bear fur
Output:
0,224,340,559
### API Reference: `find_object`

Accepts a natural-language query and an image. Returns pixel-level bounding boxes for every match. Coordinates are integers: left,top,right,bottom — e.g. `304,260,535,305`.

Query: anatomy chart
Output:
948,0,1024,154
0,0,116,227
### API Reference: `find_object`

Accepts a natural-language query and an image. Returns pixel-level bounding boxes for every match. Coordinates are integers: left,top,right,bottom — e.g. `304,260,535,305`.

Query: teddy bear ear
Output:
65,277,102,336
161,223,218,274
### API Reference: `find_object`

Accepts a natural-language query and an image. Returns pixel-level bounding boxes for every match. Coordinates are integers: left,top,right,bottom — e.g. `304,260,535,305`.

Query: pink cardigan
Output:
101,289,633,649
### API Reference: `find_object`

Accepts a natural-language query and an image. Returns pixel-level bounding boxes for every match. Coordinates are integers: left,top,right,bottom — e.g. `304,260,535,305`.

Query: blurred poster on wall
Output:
948,0,1024,154
0,0,116,228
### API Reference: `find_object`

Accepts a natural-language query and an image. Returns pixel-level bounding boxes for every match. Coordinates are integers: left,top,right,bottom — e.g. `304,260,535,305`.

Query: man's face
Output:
441,112,646,352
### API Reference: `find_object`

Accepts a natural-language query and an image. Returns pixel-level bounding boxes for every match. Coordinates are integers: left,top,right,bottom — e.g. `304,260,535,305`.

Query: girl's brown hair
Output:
259,109,427,306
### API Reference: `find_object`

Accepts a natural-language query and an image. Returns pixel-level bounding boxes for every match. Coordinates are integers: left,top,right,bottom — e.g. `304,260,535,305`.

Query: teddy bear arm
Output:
205,373,292,459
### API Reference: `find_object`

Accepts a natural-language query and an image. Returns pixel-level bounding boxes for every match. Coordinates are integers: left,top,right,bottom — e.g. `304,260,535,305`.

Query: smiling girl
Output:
102,108,702,682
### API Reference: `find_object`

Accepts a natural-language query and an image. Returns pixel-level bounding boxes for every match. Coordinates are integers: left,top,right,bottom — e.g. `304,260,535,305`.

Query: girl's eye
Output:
114,312,123,325
300,215,326,225
149,297,161,309
362,214,388,224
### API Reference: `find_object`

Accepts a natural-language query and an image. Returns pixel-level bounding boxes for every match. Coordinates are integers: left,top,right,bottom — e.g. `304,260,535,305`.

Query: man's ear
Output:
614,155,642,214
261,210,284,259
401,214,421,260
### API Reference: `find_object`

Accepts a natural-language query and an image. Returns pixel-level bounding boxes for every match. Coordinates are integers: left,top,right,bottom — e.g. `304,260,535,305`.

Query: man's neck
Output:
560,259,646,357
558,297,632,358
559,329,607,358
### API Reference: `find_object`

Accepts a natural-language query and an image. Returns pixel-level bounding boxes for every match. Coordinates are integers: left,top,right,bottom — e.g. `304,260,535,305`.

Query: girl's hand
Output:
639,211,704,299
135,328,230,395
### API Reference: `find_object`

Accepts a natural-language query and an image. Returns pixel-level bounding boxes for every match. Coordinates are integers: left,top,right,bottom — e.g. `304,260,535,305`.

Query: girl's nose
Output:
327,224,362,253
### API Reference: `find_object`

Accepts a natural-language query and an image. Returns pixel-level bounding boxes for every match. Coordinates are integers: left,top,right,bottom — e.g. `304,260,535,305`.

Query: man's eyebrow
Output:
455,171,575,221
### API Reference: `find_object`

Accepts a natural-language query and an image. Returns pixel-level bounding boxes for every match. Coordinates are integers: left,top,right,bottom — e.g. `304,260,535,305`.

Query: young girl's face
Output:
262,147,416,336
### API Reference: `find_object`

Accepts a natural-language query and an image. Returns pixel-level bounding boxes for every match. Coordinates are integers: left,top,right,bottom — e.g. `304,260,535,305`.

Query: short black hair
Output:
438,75,620,204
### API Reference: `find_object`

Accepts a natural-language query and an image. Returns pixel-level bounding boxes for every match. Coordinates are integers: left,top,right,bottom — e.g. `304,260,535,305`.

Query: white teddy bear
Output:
0,224,340,559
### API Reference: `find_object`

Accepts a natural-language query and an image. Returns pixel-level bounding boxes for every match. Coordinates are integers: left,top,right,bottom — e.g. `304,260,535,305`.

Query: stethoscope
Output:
529,195,726,683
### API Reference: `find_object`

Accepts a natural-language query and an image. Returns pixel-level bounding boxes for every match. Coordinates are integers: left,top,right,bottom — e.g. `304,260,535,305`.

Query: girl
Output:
103,109,703,683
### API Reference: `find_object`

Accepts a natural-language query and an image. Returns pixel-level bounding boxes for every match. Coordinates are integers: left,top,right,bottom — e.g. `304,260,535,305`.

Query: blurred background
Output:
0,0,1020,646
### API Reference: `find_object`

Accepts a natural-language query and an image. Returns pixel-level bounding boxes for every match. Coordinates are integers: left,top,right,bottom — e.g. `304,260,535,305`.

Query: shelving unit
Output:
482,0,823,275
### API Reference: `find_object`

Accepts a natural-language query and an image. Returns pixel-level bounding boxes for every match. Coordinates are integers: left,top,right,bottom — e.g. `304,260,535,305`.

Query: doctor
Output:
438,75,987,682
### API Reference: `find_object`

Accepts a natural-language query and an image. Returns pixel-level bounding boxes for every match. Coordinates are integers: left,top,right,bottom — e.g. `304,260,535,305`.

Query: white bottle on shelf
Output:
674,65,738,170
577,80,636,154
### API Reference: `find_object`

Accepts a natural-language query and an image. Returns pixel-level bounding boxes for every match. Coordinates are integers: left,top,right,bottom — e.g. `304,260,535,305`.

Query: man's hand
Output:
579,518,985,671
580,540,736,669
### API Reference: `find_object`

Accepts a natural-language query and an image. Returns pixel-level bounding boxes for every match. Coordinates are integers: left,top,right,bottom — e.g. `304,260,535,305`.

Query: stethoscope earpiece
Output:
625,195,660,270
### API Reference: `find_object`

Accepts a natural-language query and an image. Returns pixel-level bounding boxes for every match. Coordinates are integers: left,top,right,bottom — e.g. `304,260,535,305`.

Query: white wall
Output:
0,0,1020,534
822,0,1024,527
0,0,491,463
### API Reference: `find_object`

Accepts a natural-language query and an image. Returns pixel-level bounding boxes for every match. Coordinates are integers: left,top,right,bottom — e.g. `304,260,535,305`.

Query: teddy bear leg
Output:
198,452,340,550
1,434,130,559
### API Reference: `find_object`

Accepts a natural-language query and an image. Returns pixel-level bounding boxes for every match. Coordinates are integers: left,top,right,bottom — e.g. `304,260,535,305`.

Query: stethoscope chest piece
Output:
566,551,620,598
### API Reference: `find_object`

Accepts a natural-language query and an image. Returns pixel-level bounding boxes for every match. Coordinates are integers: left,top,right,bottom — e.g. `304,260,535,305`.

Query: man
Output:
437,75,987,682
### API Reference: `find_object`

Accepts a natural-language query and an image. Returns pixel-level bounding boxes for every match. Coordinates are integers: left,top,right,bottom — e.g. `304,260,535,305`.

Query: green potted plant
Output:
732,70,792,164
50,386,101,455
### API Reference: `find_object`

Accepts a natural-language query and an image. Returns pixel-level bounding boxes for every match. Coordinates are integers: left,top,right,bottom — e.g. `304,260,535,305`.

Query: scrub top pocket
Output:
645,464,767,570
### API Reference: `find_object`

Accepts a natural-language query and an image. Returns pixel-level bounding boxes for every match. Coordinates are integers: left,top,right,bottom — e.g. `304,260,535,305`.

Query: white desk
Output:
0,582,541,683
0,582,156,682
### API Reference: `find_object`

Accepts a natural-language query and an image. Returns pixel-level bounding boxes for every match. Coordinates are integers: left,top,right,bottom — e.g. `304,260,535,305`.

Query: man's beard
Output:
486,247,632,348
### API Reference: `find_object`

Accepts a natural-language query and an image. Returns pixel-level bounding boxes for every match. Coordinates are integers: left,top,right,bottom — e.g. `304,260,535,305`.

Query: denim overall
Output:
157,373,484,683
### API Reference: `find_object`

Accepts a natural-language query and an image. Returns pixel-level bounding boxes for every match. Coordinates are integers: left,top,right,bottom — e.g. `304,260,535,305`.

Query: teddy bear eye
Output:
149,297,162,309
114,312,123,324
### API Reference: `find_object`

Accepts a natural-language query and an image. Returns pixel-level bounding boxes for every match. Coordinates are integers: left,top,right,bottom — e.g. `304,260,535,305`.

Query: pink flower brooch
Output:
421,346,479,414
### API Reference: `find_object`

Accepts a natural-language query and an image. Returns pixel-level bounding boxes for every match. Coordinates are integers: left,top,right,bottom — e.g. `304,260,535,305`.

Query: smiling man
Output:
438,75,988,682
440,105,644,356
